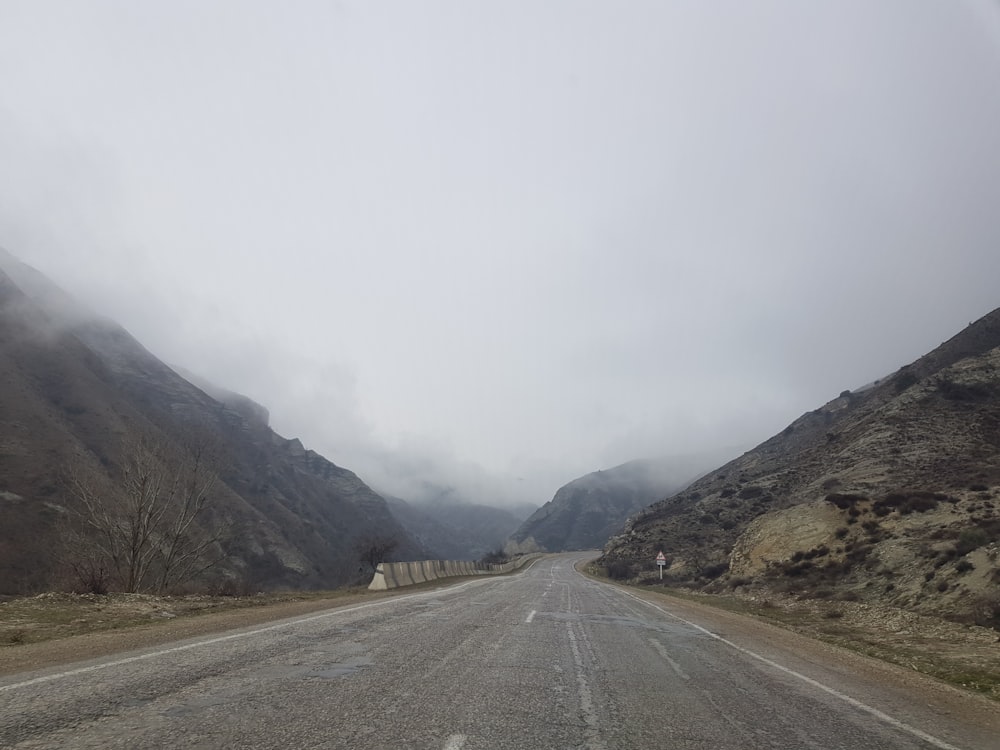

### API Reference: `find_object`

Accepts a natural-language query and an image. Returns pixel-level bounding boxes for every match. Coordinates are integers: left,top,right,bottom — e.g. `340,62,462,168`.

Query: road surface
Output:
2,552,998,749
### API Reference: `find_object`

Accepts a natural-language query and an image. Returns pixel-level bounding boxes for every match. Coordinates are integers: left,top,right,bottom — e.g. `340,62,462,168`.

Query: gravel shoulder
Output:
0,589,398,676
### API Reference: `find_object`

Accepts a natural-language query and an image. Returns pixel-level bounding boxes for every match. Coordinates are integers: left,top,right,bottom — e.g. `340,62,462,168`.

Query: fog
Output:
2,2,999,506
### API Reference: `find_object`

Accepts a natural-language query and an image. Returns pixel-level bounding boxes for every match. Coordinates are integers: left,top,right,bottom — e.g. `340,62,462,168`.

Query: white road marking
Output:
616,588,963,750
442,734,466,749
566,621,605,750
525,609,536,623
648,637,689,680
0,577,500,694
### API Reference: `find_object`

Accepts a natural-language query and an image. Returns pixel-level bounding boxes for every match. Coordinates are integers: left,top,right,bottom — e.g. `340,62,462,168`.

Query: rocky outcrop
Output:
728,501,842,576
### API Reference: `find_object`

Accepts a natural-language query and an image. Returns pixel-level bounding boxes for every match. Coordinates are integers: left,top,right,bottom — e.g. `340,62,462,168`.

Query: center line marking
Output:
526,609,536,623
649,637,689,680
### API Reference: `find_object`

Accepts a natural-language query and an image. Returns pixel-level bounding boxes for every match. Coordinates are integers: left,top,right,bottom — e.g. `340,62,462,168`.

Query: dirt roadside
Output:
1,567,541,677
0,589,399,677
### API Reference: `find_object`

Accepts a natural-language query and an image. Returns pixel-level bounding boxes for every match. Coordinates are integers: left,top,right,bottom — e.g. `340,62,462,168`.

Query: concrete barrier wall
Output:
369,554,541,591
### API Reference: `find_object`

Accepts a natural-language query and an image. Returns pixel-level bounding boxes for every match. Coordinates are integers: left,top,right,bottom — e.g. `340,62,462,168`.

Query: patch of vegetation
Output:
956,527,991,555
873,491,946,515
605,560,636,581
699,562,729,580
894,369,919,392
478,548,508,566
937,379,997,402
826,493,868,510
738,486,764,500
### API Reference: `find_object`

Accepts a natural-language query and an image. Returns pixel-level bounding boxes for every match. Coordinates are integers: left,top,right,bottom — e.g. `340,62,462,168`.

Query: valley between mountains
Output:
1,247,999,710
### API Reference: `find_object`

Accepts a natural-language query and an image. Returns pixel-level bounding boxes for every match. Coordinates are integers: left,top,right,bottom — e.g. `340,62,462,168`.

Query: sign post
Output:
655,550,666,580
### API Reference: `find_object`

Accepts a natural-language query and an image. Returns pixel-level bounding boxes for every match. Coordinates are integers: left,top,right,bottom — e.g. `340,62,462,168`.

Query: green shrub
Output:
827,493,867,509
874,491,944,515
956,528,990,555
605,561,634,580
700,562,729,579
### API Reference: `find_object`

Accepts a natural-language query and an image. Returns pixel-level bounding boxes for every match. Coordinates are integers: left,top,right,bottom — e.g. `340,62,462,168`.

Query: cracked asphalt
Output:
2,552,998,749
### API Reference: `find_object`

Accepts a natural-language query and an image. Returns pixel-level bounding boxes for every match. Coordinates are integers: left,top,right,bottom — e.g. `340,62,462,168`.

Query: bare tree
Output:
59,521,111,594
65,431,226,593
355,535,399,572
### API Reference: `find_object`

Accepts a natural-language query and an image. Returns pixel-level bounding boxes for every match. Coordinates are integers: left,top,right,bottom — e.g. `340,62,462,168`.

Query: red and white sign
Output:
655,551,666,565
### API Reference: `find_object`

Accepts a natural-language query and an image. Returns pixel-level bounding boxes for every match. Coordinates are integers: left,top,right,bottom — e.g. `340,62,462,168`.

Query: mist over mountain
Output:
0,250,434,593
601,307,1000,627
507,456,723,553
384,495,525,562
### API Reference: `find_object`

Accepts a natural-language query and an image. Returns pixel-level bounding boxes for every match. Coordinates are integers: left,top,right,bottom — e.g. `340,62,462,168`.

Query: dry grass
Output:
0,589,367,647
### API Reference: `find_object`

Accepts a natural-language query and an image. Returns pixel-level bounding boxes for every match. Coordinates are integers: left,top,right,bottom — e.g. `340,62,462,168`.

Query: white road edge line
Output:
442,733,466,750
615,588,963,750
526,609,536,623
0,577,499,694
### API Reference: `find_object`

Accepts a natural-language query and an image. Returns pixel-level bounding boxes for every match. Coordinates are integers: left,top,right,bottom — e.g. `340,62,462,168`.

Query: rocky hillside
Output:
0,249,426,594
600,308,1000,628
508,458,699,552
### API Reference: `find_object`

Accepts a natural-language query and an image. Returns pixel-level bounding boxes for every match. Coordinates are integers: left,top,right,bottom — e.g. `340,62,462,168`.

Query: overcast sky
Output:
2,2,1000,507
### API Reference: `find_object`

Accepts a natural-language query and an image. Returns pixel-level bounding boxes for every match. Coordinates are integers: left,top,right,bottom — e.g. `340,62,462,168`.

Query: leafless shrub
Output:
63,430,227,593
355,535,399,572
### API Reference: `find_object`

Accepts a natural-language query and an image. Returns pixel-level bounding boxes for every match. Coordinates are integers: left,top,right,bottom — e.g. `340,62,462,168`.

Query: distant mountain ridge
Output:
601,307,1000,627
507,457,703,552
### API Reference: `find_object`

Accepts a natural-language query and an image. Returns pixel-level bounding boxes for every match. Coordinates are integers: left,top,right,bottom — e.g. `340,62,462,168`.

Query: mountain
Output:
385,496,525,561
600,307,1000,627
507,457,703,553
0,249,425,594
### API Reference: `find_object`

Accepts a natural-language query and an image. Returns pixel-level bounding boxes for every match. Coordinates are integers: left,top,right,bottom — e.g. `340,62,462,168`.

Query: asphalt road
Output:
2,553,998,749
